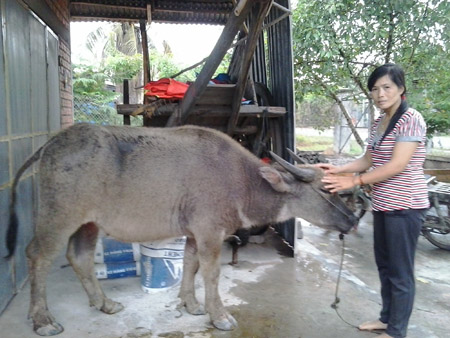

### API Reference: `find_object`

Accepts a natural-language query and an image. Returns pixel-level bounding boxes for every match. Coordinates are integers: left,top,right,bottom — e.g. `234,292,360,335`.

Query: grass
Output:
296,134,333,152
295,134,364,156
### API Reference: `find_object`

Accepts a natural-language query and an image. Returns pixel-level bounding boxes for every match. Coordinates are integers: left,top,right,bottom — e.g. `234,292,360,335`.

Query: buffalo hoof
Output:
34,322,64,336
212,313,238,331
100,299,124,314
186,303,205,316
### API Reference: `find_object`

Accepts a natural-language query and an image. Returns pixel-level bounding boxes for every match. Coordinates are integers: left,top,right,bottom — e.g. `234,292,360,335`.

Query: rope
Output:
331,233,359,329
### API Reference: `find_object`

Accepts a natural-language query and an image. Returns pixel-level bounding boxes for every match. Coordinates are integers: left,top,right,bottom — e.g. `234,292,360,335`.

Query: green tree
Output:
293,0,449,147
72,63,121,125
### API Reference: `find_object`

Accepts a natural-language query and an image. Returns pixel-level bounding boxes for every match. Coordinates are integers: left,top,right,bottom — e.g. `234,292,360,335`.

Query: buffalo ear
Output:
259,166,290,193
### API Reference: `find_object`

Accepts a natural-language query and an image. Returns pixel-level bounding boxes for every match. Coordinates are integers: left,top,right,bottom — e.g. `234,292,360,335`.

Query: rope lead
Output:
331,233,359,329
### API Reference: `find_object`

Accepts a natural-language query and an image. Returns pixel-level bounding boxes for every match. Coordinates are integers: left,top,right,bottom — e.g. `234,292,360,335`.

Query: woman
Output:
317,64,429,338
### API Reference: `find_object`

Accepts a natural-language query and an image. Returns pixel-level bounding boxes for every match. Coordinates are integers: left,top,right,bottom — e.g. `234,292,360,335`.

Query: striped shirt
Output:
368,108,430,211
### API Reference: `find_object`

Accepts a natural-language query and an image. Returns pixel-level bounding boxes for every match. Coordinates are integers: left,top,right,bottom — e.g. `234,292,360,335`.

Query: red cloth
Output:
144,78,189,99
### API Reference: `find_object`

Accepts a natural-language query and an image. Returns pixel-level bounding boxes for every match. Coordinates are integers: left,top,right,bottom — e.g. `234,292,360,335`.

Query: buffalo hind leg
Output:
197,232,237,331
27,233,69,336
178,237,204,315
66,222,124,314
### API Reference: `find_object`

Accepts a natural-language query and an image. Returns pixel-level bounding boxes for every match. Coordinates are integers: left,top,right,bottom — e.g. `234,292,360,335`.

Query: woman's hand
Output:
314,163,341,174
321,174,358,193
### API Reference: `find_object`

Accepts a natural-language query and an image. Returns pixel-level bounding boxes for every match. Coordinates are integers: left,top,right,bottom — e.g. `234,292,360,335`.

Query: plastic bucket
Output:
94,237,140,264
95,261,141,279
140,237,186,292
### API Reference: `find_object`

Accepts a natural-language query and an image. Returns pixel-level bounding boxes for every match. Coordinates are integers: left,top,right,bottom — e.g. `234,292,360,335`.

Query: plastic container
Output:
94,237,140,264
140,237,186,292
95,261,141,279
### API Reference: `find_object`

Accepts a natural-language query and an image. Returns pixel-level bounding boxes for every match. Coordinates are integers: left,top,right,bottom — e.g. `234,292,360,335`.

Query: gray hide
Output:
6,123,356,336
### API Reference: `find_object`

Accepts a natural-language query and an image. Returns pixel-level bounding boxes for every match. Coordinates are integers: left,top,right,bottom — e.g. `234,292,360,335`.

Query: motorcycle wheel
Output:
421,216,450,251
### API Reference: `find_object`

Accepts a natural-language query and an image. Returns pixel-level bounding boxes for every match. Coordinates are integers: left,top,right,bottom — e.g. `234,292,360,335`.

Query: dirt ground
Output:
1,212,449,338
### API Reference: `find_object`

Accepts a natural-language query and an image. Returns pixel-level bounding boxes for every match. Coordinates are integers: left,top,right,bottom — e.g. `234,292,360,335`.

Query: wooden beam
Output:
70,2,146,11
117,104,286,117
165,0,254,127
139,20,151,84
123,79,130,125
147,4,152,23
227,0,273,135
140,20,152,125
71,17,142,22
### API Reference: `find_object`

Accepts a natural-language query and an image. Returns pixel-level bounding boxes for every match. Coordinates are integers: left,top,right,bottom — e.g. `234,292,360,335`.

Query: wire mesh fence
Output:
74,95,142,126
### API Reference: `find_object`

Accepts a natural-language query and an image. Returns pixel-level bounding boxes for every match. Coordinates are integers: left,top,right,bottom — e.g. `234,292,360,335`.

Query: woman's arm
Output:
356,141,418,185
321,141,418,193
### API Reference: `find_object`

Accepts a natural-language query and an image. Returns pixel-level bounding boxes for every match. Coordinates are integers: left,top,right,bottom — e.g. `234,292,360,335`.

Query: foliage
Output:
292,0,450,136
149,50,197,82
296,93,336,130
103,53,143,85
72,64,116,100
72,63,120,125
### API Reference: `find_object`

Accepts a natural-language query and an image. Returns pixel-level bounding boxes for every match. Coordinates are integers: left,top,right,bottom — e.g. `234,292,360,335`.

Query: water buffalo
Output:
6,123,356,336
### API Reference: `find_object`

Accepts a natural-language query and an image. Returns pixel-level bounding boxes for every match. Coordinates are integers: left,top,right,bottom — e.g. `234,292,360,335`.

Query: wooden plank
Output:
70,2,146,11
117,104,286,117
424,169,450,183
196,85,235,105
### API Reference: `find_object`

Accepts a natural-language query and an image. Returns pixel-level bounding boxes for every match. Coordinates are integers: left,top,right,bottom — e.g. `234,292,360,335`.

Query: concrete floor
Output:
1,213,449,338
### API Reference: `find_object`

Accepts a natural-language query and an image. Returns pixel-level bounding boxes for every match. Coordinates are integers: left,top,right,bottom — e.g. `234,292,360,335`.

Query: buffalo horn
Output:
269,151,316,182
287,148,308,164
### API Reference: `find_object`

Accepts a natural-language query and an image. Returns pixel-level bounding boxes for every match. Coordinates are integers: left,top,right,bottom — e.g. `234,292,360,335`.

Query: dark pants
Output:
373,209,425,338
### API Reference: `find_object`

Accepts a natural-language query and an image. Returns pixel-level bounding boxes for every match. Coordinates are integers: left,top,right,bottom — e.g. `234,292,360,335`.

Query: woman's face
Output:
370,74,404,115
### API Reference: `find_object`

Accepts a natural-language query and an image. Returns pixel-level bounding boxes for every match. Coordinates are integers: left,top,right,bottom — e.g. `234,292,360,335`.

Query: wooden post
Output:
227,0,272,135
140,20,151,85
123,79,130,125
166,0,254,127
140,20,151,126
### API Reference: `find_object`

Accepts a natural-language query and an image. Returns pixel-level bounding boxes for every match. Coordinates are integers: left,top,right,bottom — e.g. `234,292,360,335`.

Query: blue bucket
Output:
140,237,186,292
95,261,141,279
94,237,140,264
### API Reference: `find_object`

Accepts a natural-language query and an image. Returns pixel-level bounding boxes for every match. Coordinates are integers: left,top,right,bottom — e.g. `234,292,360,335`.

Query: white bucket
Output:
140,237,186,292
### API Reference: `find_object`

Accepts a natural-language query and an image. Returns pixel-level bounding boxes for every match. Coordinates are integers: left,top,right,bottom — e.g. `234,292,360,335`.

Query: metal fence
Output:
74,95,142,126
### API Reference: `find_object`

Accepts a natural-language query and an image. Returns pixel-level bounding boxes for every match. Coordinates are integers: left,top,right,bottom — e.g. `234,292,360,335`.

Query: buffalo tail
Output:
5,145,46,259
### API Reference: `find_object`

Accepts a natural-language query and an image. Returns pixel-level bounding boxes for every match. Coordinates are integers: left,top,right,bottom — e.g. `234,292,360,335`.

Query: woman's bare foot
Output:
377,333,393,338
358,319,388,331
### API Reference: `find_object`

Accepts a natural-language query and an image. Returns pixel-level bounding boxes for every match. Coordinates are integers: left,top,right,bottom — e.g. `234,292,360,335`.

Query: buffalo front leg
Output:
27,234,68,336
66,222,124,314
178,237,204,315
197,234,237,331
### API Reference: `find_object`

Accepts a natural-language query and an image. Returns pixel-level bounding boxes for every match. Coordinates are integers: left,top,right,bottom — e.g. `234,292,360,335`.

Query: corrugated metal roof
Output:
70,0,234,25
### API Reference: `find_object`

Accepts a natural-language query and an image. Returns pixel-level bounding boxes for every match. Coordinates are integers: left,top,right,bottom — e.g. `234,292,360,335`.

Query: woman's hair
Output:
368,63,409,148
367,63,406,95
